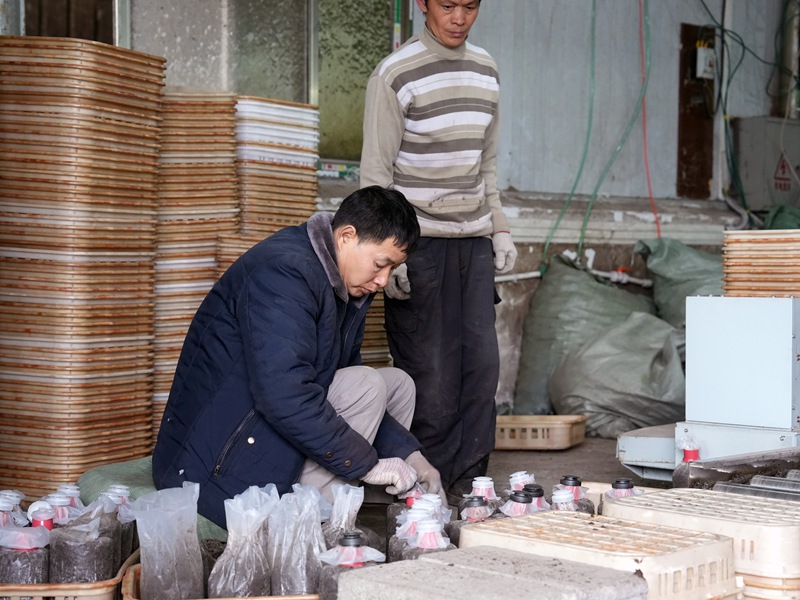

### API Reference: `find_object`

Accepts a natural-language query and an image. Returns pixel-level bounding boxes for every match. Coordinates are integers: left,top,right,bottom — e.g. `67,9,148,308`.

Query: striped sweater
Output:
360,26,509,238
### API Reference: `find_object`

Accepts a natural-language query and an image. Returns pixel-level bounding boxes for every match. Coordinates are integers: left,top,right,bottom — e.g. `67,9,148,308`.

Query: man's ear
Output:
336,224,358,246
415,0,427,14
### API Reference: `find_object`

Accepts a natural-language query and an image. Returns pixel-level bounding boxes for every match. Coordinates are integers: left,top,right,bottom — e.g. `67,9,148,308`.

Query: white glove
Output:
492,231,518,274
383,263,411,300
361,457,418,495
405,450,447,507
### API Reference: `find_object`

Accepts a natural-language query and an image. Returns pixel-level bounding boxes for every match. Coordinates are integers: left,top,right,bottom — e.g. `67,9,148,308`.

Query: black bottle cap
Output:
560,475,582,486
510,491,533,503
612,478,634,490
522,484,544,498
464,495,488,508
338,532,364,547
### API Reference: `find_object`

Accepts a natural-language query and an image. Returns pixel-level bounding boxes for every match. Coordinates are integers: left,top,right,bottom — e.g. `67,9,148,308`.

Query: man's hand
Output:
405,450,447,506
492,231,518,274
383,263,411,300
361,457,417,495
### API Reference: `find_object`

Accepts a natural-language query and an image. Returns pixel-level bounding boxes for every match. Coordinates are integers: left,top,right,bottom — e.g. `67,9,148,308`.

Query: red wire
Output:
639,0,662,237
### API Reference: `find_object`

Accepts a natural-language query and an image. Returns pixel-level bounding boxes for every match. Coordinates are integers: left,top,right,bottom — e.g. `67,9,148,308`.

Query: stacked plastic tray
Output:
603,488,800,599
459,510,742,600
235,96,319,236
151,89,239,442
723,229,800,297
0,37,165,498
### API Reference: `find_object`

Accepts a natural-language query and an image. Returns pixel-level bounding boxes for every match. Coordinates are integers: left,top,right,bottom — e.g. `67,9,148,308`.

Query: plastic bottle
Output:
0,525,50,584
508,470,535,491
521,484,550,512
553,476,595,515
550,489,579,512
29,506,55,530
105,484,131,504
445,496,493,547
386,486,424,538
387,505,435,562
400,518,455,561
318,533,385,600
678,433,700,463
599,478,643,514
464,476,501,513
0,499,13,528
0,490,27,527
500,491,535,517
56,484,84,509
44,494,72,525
420,493,453,524
97,491,127,570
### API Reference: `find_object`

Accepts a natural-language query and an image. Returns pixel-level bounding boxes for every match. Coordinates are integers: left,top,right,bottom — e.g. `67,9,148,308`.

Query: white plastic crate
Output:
603,488,800,597
459,511,741,600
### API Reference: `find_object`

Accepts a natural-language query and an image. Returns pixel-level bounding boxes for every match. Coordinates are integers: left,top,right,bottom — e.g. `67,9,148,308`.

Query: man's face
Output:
336,226,408,297
416,0,480,49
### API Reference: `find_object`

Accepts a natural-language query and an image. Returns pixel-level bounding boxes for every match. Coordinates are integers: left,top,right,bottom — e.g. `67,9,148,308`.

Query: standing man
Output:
360,0,517,503
152,186,445,528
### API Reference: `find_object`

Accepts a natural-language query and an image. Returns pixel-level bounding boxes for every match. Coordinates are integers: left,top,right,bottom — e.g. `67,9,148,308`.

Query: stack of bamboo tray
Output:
0,37,166,499
722,229,800,297
235,96,319,236
152,89,239,443
361,291,391,368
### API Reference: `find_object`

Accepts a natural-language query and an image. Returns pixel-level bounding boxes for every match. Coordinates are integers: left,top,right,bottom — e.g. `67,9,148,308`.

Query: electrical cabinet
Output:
733,116,800,211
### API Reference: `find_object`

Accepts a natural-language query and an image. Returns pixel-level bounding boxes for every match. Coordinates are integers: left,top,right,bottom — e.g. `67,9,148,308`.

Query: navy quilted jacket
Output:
152,213,420,528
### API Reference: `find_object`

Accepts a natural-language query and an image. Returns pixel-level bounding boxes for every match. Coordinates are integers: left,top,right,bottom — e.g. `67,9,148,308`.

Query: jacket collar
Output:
307,212,368,307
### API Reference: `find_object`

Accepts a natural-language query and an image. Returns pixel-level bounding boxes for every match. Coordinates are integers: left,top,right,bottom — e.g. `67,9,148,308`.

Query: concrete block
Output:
337,545,648,600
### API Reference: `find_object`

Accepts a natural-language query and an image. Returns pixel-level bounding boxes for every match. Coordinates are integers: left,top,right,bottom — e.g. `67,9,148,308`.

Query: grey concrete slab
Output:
337,546,649,600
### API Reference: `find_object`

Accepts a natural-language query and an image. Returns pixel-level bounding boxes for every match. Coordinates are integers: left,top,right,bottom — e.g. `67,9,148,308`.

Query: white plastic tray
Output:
459,511,741,600
603,488,800,583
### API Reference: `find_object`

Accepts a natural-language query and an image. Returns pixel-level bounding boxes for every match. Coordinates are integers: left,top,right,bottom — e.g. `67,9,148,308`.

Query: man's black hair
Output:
332,185,420,254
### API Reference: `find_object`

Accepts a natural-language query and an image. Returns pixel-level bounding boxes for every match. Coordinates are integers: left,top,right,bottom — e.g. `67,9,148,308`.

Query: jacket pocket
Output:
212,409,257,479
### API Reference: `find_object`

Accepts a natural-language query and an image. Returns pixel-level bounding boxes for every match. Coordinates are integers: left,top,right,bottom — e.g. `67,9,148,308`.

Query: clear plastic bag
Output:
129,482,204,600
318,533,385,566
321,484,363,549
268,484,326,596
0,525,50,584
500,492,536,517
207,485,279,598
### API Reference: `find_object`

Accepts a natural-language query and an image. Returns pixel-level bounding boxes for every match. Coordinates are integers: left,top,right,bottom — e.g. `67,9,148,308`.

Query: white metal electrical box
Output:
733,116,800,211
685,296,800,430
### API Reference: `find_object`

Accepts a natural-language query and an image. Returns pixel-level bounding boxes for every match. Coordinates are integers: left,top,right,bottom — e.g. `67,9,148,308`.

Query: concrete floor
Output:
485,436,654,496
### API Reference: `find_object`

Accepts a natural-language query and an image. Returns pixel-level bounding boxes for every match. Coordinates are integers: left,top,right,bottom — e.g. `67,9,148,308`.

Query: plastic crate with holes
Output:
602,488,800,599
494,415,586,450
459,510,742,600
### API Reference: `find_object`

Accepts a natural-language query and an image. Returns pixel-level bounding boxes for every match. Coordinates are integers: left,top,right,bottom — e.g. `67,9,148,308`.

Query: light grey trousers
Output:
298,365,415,501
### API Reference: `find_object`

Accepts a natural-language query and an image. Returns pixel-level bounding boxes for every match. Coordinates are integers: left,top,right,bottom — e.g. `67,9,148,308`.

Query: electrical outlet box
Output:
696,46,716,79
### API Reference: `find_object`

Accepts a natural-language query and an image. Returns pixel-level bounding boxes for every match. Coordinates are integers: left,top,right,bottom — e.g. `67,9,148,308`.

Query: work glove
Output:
492,231,518,274
361,457,418,495
404,450,447,507
383,263,411,300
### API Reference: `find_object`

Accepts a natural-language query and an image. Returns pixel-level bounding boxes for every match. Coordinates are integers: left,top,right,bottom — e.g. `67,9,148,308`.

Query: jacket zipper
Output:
341,300,368,364
213,409,257,479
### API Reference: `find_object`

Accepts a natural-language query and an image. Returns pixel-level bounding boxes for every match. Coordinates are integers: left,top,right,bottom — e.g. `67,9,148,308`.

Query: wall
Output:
129,0,309,101
466,0,784,199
